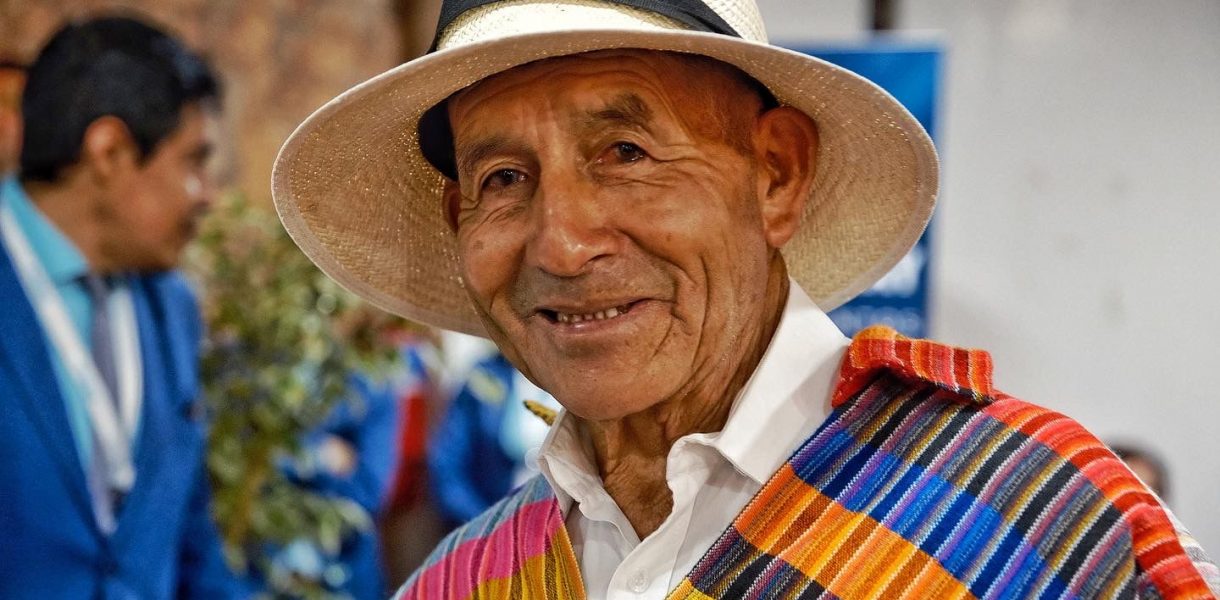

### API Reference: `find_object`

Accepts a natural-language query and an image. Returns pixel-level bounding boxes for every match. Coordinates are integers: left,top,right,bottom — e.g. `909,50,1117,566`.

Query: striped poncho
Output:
398,327,1218,599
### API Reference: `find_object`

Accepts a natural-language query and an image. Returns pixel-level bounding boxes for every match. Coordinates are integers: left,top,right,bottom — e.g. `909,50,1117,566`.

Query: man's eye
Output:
482,168,526,190
612,142,646,163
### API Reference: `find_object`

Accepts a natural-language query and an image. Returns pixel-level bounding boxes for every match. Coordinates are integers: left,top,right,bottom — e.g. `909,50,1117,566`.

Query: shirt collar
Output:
537,279,850,503
537,408,596,513
1,177,90,285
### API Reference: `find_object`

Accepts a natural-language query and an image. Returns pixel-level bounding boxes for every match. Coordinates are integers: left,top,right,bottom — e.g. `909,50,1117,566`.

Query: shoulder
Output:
832,326,1124,467
395,476,565,599
826,326,1216,597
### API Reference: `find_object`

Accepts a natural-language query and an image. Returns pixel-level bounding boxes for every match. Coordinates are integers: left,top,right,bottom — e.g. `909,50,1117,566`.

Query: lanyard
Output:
0,201,141,493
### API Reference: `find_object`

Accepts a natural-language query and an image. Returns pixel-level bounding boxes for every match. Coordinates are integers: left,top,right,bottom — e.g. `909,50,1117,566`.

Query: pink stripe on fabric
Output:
408,498,561,600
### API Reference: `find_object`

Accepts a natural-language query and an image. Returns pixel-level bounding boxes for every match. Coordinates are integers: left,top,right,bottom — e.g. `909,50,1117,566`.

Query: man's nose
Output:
525,173,618,277
191,173,217,212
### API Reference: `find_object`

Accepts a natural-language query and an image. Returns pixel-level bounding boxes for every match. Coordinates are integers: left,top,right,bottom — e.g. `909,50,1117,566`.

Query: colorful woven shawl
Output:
397,327,1217,599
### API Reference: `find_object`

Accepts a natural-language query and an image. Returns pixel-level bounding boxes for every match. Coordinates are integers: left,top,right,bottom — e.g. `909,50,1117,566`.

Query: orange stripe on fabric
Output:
877,550,936,598
821,515,972,600
853,532,925,598
733,468,973,600
735,465,834,551
833,327,995,408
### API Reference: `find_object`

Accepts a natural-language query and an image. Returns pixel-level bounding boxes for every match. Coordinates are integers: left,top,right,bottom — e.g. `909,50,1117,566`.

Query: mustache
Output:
508,260,674,315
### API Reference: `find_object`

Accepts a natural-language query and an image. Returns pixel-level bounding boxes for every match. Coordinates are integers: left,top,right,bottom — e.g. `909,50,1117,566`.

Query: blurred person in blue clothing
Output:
267,372,404,599
428,352,559,528
0,15,246,598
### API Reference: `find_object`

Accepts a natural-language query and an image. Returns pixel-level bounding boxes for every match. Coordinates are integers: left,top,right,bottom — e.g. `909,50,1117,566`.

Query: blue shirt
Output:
2,177,98,468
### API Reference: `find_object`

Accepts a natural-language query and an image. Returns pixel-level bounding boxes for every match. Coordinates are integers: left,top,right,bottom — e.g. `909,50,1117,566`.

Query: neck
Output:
24,179,117,274
579,257,790,538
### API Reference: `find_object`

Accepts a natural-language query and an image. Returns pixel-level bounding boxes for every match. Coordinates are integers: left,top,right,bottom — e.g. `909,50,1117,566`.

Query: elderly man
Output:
273,0,1218,598
0,16,245,598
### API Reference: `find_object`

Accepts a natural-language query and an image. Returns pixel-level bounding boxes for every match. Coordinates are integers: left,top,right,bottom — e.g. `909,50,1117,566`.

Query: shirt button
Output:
629,572,648,593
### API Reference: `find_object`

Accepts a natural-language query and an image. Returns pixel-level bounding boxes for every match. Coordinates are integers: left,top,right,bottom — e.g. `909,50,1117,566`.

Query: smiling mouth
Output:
539,301,638,324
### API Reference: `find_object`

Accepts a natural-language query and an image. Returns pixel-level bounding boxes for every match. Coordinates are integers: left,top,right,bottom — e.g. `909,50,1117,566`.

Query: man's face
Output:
447,51,786,421
0,66,25,175
104,102,217,271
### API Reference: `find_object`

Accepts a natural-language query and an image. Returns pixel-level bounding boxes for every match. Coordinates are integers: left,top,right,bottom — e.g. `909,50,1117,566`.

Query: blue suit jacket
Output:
0,242,244,598
427,354,520,527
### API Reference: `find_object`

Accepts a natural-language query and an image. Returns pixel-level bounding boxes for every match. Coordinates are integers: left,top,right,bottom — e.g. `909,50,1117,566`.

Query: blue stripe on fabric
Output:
938,504,1001,581
819,435,885,498
790,427,858,482
789,419,1058,597
975,527,1026,596
923,492,975,555
870,467,923,519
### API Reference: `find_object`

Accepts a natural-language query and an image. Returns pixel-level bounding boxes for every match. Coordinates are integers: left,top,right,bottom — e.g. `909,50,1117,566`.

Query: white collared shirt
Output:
537,281,850,599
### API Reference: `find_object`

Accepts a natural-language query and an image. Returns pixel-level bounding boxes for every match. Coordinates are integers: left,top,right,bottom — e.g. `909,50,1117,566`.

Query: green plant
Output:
186,193,405,599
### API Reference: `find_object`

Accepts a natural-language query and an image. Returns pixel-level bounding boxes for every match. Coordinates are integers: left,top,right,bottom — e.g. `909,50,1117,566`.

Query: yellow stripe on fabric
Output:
734,465,975,600
666,580,716,600
471,528,585,600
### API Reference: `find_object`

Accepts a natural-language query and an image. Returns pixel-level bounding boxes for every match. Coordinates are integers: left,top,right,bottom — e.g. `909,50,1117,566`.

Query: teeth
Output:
555,304,629,324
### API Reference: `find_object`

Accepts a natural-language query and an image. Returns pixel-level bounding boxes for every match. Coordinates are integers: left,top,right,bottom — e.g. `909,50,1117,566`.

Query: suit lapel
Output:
0,244,95,522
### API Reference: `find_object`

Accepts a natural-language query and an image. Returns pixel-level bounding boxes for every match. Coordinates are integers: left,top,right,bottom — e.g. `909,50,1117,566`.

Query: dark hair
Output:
19,15,220,182
1110,442,1170,501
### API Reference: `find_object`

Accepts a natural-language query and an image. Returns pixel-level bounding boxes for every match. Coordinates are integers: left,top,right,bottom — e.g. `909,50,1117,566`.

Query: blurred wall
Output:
0,0,406,201
761,0,1220,552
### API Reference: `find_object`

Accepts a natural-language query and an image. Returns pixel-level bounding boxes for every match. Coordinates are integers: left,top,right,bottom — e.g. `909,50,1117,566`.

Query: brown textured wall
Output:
0,0,421,202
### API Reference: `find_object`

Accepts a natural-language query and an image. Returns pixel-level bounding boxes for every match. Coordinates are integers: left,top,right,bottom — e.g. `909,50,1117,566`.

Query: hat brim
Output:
273,28,938,337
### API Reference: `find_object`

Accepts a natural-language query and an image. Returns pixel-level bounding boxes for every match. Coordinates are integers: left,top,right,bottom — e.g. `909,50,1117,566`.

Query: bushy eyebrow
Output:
572,93,654,136
454,134,528,180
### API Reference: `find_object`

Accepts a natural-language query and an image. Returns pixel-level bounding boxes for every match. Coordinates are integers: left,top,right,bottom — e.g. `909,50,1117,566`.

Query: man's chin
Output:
131,252,182,274
546,384,670,424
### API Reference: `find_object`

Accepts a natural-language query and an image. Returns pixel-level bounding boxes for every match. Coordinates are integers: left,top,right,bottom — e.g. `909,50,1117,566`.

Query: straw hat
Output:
272,0,938,337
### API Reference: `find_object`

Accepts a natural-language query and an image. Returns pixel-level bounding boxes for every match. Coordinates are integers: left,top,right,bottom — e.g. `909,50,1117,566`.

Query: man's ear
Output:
441,177,462,232
753,106,818,249
79,116,139,185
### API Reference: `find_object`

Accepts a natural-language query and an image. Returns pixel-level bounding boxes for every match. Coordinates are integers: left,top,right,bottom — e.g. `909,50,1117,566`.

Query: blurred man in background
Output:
0,15,246,598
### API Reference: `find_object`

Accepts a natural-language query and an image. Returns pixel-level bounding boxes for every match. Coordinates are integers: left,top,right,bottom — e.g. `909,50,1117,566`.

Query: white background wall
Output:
758,0,1220,553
